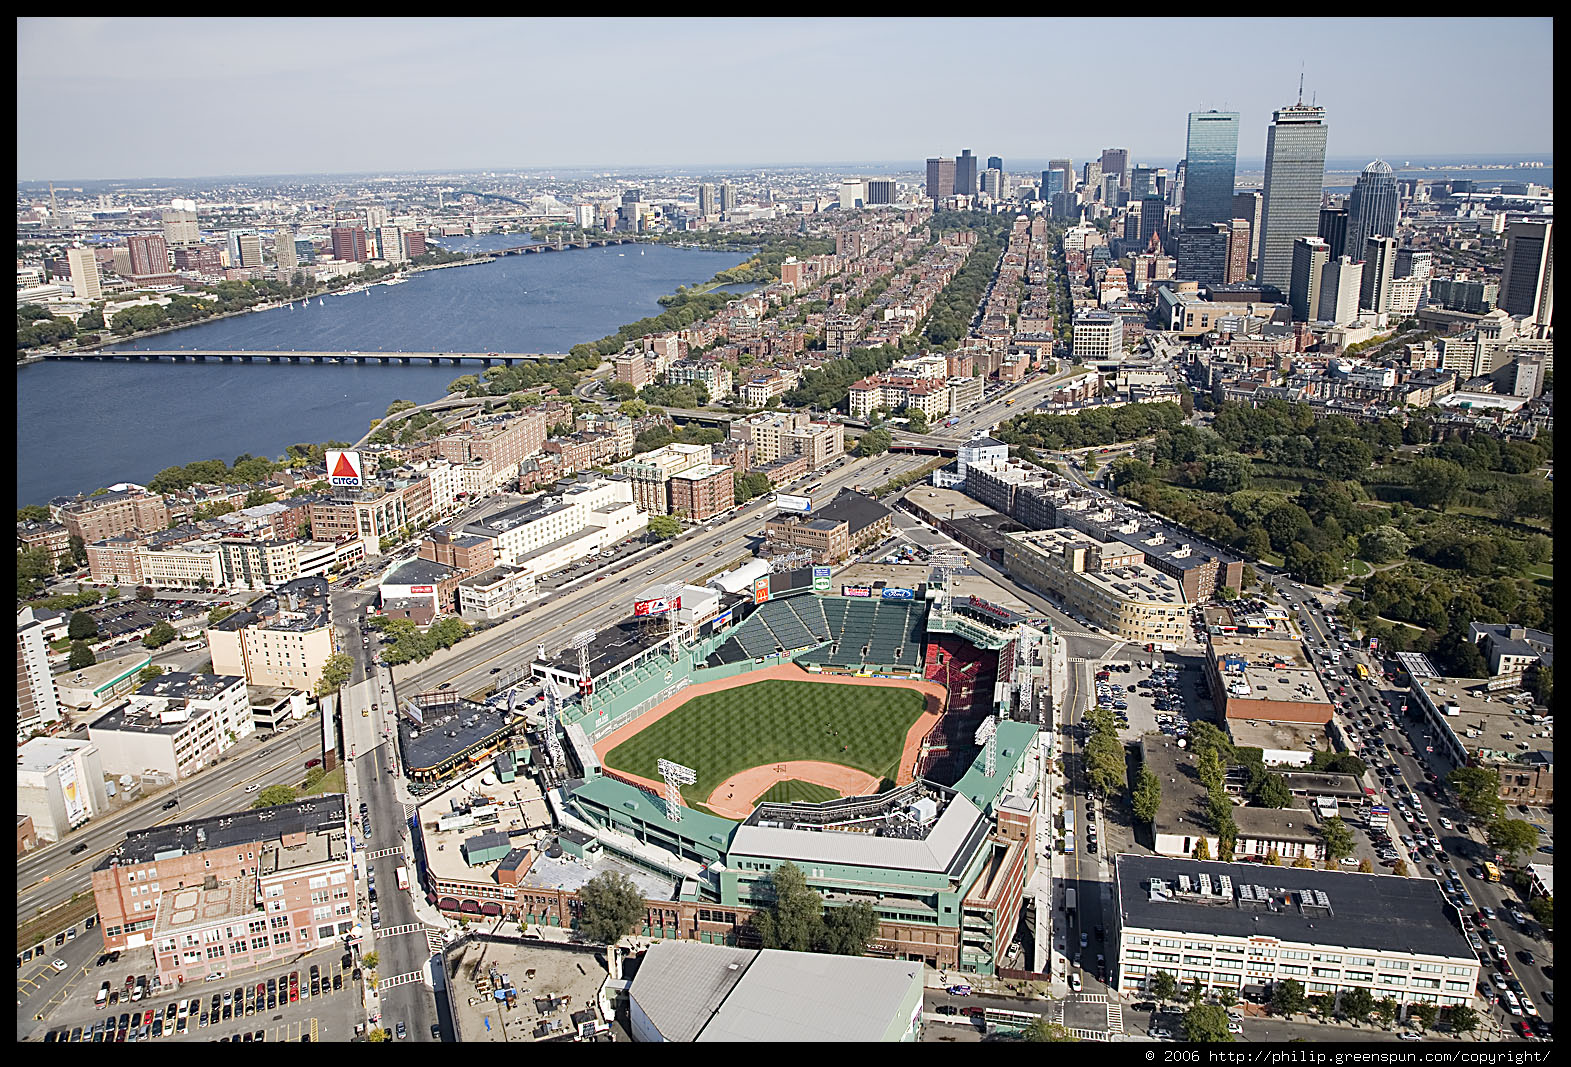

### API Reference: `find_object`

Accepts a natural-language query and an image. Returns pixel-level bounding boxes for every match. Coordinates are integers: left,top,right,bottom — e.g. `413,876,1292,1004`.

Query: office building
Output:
1317,256,1363,326
697,183,715,217
954,149,978,197
87,672,255,782
981,168,1004,199
1232,191,1262,271
1395,247,1433,283
1003,529,1190,645
1048,158,1075,196
1071,309,1123,360
719,183,737,214
273,228,297,270
1040,169,1065,200
1206,634,1332,725
378,224,407,263
160,199,200,247
1359,236,1397,315
838,179,865,209
1257,102,1329,293
986,155,1003,172
1175,224,1231,286
1181,111,1239,229
329,225,368,263
1318,206,1349,260
1101,147,1129,189
865,178,897,205
17,738,109,844
18,606,64,738
1113,855,1479,1008
1289,237,1330,322
1102,174,1121,207
1130,165,1159,200
1083,160,1103,194
1225,220,1251,284
66,246,101,300
1346,159,1399,258
89,795,356,983
1499,220,1553,325
126,233,170,276
1429,276,1498,314
1139,195,1167,250
925,157,955,201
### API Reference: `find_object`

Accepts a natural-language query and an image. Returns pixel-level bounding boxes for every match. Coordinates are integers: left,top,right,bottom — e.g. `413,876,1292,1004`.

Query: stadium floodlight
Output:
975,715,998,778
929,552,963,613
659,581,686,651
656,758,697,822
571,628,596,714
542,679,565,767
1015,628,1035,722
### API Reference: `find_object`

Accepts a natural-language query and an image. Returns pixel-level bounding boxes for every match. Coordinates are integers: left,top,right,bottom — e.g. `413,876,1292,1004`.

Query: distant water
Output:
16,241,748,506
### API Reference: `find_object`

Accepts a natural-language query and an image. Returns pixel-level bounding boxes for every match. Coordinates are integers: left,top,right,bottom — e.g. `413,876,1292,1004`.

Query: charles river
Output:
16,236,751,507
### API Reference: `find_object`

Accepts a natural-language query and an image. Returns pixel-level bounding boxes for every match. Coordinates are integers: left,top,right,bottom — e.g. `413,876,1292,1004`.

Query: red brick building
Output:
668,464,735,522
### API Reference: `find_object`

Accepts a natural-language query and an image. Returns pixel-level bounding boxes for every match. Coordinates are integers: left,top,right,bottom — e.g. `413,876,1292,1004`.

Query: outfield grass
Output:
602,679,925,803
758,779,843,805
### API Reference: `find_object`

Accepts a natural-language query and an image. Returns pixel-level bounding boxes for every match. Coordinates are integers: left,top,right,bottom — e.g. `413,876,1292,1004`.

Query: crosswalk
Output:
1067,1027,1113,1041
366,846,404,860
1106,999,1124,1034
378,922,426,938
379,970,424,990
425,926,446,955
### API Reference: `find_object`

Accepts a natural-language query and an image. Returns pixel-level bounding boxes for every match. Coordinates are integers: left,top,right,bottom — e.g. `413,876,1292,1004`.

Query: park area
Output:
600,677,932,816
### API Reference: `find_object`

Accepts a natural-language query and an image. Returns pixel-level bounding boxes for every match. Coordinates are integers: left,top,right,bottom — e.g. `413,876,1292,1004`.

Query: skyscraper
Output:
1179,111,1239,229
865,179,897,205
379,225,407,264
698,183,715,218
66,246,101,300
1289,236,1330,322
1040,169,1065,200
1100,148,1129,190
161,199,200,247
981,168,1004,199
1359,236,1397,315
365,205,389,232
1048,159,1075,196
1257,101,1329,293
986,155,1003,172
925,158,955,201
1346,160,1399,258
1498,220,1553,325
1318,205,1350,260
1102,174,1121,207
1139,195,1167,250
274,229,298,271
236,232,263,268
1226,219,1251,284
330,226,368,263
1129,166,1159,200
1175,224,1231,286
1317,256,1364,325
718,184,737,213
127,233,170,276
1083,160,1103,194
954,149,978,197
1232,190,1262,271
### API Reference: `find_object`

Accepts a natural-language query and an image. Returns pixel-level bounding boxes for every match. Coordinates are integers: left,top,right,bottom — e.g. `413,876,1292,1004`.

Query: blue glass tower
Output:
1181,111,1240,229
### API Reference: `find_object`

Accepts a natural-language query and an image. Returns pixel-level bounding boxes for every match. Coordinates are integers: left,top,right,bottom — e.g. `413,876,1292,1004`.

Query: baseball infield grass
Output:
602,679,925,802
758,779,843,805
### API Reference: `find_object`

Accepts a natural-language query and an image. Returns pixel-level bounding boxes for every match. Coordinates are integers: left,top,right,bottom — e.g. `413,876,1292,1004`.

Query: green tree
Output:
1194,836,1212,860
314,652,354,697
142,620,177,649
135,585,155,602
1022,1018,1078,1041
362,951,379,970
1132,766,1162,824
1528,895,1553,932
68,610,99,640
1524,662,1551,710
577,871,646,945
1485,818,1538,865
1375,997,1400,1029
68,641,97,669
1215,584,1238,601
1319,816,1354,860
752,861,825,953
138,664,166,685
1410,457,1464,510
1182,1003,1234,1042
252,784,298,809
1445,1004,1480,1037
16,504,51,522
1410,1002,1439,1031
905,408,929,434
1448,767,1505,821
606,381,637,401
1342,986,1375,1025
447,374,480,394
855,427,892,457
1150,971,1179,1005
1255,774,1293,809
646,515,682,541
1272,978,1308,1019
819,901,878,956
1265,847,1282,866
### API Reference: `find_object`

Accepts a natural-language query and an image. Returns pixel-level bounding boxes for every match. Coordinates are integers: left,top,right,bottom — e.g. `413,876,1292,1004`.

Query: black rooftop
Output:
96,794,347,871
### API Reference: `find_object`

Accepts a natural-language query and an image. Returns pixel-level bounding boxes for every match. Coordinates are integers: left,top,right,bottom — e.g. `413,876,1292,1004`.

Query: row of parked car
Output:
58,964,345,1042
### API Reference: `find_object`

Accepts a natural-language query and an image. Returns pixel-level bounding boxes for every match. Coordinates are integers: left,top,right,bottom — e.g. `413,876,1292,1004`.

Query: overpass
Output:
46,349,567,365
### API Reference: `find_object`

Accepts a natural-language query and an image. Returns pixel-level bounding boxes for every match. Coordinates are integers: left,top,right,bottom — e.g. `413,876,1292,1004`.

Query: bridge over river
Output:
43,350,566,365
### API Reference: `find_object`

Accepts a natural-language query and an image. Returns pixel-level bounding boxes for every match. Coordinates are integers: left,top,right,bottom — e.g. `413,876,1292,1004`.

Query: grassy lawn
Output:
758,779,843,805
1347,559,1373,578
301,764,345,796
1525,563,1553,584
603,679,925,803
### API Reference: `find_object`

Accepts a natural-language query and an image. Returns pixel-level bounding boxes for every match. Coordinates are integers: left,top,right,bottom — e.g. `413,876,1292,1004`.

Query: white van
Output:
1502,989,1522,1015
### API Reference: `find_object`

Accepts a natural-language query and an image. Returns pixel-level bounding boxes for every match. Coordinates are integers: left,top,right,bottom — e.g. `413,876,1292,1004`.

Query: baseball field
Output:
757,779,842,805
600,678,928,805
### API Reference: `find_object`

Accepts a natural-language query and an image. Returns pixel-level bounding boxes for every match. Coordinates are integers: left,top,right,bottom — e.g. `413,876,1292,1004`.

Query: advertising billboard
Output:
1368,637,1379,652
58,760,86,825
410,585,434,594
753,576,771,604
634,596,682,617
842,586,872,597
326,449,364,488
812,566,832,592
880,587,914,600
776,494,812,513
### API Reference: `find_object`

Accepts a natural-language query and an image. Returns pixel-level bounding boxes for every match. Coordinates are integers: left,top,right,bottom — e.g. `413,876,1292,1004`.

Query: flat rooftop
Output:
1210,634,1331,706
96,795,348,870
1414,675,1554,765
400,696,517,774
1226,718,1330,756
445,937,612,1043
416,768,553,888
17,737,96,774
1116,853,1476,961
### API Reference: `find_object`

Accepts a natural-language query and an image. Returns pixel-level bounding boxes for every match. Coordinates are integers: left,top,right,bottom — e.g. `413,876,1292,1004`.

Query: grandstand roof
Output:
730,791,987,875
952,720,1040,811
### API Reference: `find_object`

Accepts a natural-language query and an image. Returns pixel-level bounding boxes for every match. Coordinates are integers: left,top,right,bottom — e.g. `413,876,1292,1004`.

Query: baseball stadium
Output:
413,563,1055,976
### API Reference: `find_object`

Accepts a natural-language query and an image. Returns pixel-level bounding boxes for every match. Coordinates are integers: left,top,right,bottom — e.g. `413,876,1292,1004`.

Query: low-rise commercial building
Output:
457,565,536,621
17,737,111,842
1406,671,1553,806
1206,634,1333,726
87,672,254,781
461,477,645,576
1113,854,1479,1009
55,649,153,713
1004,528,1189,644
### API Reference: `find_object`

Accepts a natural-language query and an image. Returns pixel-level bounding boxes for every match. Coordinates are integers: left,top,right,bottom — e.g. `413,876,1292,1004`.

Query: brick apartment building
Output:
56,489,172,543
668,464,735,522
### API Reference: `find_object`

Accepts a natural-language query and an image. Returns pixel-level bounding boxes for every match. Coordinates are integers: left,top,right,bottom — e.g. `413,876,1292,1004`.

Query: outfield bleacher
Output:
701,594,929,672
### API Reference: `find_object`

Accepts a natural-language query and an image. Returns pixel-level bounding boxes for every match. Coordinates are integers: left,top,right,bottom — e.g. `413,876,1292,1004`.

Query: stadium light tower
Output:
975,715,998,778
656,758,697,822
660,581,685,653
929,552,963,614
1015,628,1035,722
542,679,565,767
571,628,596,716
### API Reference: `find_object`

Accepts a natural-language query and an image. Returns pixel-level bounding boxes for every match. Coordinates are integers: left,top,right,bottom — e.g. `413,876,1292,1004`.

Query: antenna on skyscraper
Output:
1297,68,1305,106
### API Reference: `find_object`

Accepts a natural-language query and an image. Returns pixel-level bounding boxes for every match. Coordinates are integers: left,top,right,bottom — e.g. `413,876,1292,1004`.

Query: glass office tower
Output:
1257,103,1328,292
1181,111,1240,229
1346,159,1399,257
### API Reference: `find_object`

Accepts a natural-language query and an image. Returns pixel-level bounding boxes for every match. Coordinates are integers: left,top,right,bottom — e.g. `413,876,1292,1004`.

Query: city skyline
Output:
18,17,1553,182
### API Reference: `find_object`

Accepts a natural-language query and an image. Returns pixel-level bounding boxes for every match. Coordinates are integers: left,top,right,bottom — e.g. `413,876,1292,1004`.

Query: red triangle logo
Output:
331,453,359,479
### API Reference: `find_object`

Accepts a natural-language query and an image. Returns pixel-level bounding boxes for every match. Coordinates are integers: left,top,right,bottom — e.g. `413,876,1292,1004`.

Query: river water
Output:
16,239,749,506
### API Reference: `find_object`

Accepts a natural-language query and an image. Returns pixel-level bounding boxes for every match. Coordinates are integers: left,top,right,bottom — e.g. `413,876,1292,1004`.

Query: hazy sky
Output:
17,17,1555,181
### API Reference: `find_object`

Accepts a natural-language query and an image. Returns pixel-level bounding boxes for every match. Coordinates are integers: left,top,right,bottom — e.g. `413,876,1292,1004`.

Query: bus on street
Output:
1483,861,1502,883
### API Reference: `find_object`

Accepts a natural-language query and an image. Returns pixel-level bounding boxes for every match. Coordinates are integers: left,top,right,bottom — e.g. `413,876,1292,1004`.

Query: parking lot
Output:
30,947,361,1044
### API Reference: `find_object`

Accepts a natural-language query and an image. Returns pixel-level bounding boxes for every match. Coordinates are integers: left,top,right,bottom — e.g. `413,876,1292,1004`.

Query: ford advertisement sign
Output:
880,587,914,600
